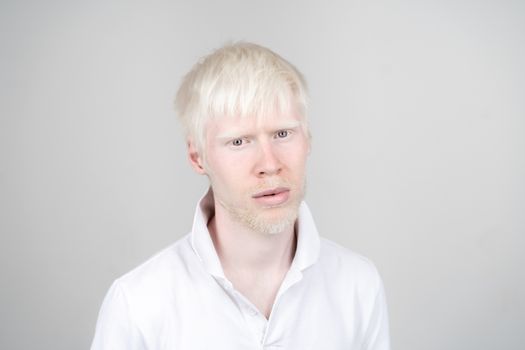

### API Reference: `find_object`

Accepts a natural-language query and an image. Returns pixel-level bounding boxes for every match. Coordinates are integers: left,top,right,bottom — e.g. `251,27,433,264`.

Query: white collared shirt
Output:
91,192,390,350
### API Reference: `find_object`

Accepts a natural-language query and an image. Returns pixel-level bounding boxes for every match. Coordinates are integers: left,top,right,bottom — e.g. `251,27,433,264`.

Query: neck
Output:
208,204,297,275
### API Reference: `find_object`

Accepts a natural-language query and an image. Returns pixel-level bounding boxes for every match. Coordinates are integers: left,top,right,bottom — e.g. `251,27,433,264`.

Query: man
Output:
91,42,390,350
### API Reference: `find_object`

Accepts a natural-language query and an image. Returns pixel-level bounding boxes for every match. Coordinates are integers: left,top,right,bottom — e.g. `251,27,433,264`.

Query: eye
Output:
231,138,244,146
276,130,289,138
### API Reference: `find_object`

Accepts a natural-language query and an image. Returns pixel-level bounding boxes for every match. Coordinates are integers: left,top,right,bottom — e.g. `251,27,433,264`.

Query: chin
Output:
243,203,300,235
247,214,296,235
220,192,303,235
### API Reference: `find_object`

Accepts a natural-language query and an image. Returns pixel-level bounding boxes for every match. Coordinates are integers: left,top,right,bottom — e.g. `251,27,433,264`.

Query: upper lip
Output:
252,187,289,198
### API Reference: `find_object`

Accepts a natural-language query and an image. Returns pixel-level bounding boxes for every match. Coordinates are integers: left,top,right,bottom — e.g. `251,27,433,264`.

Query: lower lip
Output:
253,190,290,207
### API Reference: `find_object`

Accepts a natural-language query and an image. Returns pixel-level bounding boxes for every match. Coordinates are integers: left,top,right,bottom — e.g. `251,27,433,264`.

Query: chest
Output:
140,274,365,350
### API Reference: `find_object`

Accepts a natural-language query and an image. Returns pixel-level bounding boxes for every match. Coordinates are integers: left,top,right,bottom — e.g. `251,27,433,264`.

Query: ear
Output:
187,139,206,175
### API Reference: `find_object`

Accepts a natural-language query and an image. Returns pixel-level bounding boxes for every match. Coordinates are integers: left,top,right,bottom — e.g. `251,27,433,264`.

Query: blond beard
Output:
217,180,306,235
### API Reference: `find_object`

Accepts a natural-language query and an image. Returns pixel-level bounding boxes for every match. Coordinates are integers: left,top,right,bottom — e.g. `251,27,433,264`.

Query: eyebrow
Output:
216,120,302,140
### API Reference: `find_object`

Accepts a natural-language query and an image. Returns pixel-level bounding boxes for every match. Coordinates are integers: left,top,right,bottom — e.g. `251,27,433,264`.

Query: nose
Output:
255,141,282,177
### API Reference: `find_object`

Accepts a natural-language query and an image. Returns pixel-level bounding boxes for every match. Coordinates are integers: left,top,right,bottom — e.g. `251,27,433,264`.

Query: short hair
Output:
175,42,309,153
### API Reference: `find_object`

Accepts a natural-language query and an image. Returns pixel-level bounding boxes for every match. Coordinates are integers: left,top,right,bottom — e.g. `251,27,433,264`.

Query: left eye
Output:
276,130,289,138
231,138,244,146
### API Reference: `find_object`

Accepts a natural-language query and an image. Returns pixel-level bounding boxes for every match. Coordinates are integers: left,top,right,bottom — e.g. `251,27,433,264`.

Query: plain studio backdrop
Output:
1,0,524,349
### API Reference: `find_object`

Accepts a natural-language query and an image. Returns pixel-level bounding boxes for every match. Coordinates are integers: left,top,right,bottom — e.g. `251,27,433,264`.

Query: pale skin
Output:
187,111,310,319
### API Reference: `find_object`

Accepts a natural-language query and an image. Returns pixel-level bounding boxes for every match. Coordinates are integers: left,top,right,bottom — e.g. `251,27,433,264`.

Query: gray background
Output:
1,0,524,349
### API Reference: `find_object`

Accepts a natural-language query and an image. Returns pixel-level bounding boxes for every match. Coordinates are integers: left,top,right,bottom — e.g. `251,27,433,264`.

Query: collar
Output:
190,188,321,279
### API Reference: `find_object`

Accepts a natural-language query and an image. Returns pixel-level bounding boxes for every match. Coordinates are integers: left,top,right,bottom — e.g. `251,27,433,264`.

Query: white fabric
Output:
91,191,390,350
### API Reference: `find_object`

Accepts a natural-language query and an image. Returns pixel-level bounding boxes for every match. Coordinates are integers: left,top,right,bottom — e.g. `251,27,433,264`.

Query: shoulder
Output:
97,234,201,332
113,233,197,304
316,240,391,349
92,234,197,347
317,237,384,293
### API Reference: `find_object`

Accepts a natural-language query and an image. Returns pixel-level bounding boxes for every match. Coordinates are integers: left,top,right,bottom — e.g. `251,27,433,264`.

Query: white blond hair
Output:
175,42,309,153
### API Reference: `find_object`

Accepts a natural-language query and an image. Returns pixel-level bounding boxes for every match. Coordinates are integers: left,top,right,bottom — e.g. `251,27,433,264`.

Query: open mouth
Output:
252,187,291,207
252,187,289,198
261,192,279,197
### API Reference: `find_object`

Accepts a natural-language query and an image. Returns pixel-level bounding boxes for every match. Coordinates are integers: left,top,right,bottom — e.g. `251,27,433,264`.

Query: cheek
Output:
281,145,309,169
206,151,249,184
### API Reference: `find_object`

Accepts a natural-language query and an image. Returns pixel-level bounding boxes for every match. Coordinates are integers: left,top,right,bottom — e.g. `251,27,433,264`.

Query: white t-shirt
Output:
91,192,390,350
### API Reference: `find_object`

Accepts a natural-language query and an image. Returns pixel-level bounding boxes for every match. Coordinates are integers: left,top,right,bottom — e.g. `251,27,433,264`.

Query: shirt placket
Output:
216,268,304,349
215,278,268,346
230,288,268,345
